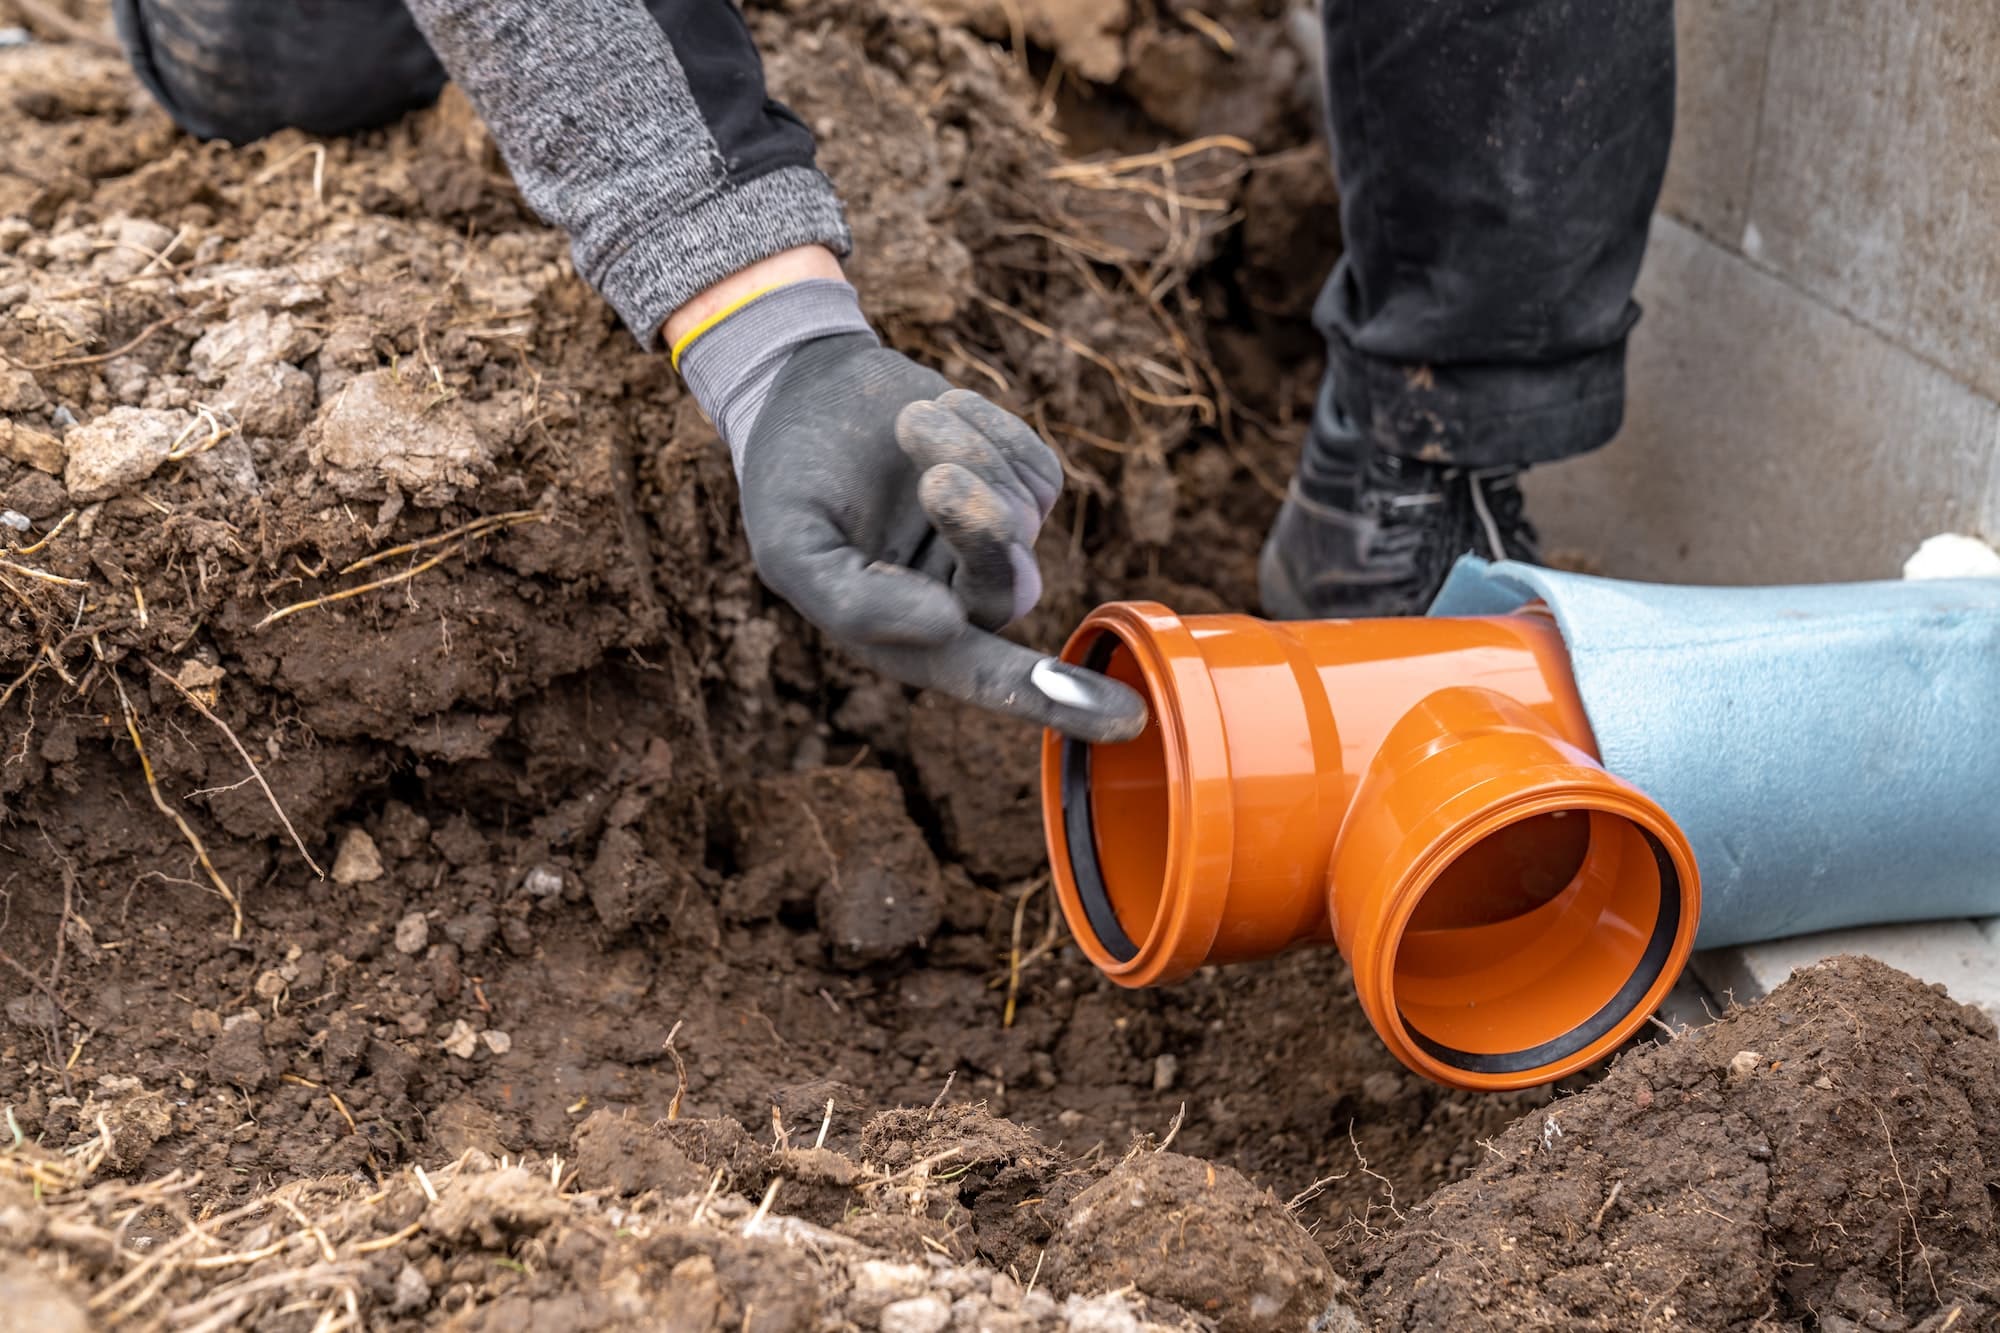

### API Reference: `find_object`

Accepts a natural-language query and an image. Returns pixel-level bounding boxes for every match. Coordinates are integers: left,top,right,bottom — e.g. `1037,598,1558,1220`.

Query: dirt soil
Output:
0,3,1995,1331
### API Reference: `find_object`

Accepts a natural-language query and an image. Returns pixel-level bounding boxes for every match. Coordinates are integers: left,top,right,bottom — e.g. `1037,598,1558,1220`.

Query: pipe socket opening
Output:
1060,633,1171,962
1392,809,1682,1076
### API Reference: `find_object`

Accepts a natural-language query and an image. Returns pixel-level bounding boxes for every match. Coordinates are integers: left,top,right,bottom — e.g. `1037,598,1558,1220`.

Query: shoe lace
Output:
1466,467,1533,561
1467,470,1507,560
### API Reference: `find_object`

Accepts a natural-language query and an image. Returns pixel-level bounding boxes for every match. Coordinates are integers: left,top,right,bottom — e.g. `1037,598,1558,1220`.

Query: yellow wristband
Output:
669,284,780,371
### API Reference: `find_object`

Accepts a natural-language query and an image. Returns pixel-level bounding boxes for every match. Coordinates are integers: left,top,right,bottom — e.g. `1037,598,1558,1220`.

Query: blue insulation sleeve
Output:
1429,557,2000,947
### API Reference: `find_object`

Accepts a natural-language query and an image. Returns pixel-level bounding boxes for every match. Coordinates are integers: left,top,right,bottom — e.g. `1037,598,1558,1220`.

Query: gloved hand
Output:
676,277,1147,743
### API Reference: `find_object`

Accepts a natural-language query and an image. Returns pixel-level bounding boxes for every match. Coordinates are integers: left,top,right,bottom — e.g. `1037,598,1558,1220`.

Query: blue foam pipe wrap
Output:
1428,558,2000,947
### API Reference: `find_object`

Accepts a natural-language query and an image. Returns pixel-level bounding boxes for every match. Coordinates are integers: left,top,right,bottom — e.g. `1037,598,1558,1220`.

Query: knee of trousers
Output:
113,0,446,144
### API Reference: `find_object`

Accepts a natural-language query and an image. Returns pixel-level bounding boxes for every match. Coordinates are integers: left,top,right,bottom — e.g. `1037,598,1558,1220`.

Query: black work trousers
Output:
1315,0,1677,467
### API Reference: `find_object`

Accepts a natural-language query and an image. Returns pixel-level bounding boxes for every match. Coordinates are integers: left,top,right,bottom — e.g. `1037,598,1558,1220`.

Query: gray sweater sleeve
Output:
401,0,852,346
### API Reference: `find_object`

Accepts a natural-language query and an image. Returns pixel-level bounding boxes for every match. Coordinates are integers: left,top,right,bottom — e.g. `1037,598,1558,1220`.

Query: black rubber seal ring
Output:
1059,633,1141,962
1402,828,1684,1075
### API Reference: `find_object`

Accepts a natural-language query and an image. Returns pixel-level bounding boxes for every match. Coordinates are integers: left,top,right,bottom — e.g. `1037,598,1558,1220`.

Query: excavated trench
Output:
0,4,1995,1329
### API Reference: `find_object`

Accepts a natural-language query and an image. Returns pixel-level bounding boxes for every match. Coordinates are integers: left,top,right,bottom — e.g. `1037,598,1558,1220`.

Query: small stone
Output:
332,820,382,880
0,367,46,412
62,406,188,501
849,1261,931,1320
218,361,314,438
879,1294,951,1333
389,1263,431,1316
252,970,286,1002
188,1007,222,1036
393,912,430,956
0,217,30,253
4,470,64,520
522,864,564,899
103,357,148,405
1726,1050,1761,1084
1151,1053,1179,1092
175,658,225,699
1060,1294,1143,1333
479,1029,512,1056
440,1019,478,1059
1904,532,2000,580
188,309,317,380
331,828,384,885
0,419,64,474
93,217,176,281
0,510,26,532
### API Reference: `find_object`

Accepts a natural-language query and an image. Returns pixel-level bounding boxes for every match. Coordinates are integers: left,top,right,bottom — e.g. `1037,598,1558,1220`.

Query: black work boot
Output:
1259,392,1540,620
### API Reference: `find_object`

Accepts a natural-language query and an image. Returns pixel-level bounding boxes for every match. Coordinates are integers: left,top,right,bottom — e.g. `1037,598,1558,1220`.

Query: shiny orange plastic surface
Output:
1040,602,1701,1091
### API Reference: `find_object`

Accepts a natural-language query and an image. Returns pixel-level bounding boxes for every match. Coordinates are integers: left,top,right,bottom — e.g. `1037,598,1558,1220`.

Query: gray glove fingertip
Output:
893,399,981,473
856,629,1148,744
936,388,1063,514
900,393,1059,520
1025,657,1149,743
919,465,1037,630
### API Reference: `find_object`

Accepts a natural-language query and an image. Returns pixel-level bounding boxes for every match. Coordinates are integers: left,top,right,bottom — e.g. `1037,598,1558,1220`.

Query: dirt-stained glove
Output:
676,278,1147,743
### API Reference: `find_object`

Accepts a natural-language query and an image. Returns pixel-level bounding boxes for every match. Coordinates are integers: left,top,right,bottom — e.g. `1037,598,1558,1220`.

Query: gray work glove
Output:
677,278,1146,743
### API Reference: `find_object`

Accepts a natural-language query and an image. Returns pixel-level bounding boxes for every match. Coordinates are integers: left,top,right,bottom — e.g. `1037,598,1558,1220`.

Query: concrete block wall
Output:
1529,0,2000,584
1521,2,2000,1017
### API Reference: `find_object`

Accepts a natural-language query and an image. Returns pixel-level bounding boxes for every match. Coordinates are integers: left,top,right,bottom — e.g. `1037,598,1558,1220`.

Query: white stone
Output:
878,1294,951,1333
480,1029,512,1056
188,309,316,381
331,828,384,885
1059,1294,1144,1333
61,407,187,502
849,1261,931,1319
440,1019,478,1059
393,911,429,956
389,1263,431,1315
92,217,176,282
217,361,315,438
1903,533,2000,581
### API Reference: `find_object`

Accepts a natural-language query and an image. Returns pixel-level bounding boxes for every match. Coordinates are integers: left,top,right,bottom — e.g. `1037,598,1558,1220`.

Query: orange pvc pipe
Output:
1039,601,1701,1091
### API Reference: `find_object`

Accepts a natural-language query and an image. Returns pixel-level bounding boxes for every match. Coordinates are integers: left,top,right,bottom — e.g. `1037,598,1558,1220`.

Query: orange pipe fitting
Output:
1039,602,1701,1091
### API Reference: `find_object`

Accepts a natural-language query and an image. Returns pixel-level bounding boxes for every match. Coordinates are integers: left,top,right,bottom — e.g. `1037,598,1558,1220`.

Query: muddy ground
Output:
0,2,1994,1329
